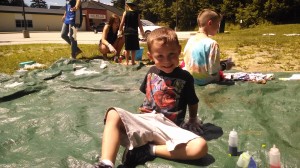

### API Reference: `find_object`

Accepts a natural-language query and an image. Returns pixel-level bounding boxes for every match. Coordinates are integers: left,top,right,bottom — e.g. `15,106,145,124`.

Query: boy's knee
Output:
106,109,119,119
193,138,208,159
105,109,122,124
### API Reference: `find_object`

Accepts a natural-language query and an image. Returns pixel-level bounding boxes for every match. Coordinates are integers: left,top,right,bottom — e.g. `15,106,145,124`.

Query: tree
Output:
9,0,24,6
112,0,125,10
30,0,47,8
235,0,264,28
0,0,10,6
112,0,298,30
221,0,240,23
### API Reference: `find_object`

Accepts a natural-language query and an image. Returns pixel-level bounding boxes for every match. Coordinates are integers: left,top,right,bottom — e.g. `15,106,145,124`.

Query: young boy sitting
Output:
182,9,235,86
95,27,207,168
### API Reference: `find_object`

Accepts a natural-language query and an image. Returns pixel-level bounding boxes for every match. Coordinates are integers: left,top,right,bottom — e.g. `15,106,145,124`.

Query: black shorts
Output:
125,34,140,50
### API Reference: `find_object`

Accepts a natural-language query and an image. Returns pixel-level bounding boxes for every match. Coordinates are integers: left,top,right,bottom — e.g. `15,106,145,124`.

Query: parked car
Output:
91,22,106,34
139,19,161,39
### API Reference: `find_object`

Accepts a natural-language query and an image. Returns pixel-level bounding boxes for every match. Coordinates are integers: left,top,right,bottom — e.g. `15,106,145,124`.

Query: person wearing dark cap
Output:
118,0,145,65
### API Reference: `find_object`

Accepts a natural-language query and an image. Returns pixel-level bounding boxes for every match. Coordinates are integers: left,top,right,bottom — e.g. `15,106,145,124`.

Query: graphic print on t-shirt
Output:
141,73,185,122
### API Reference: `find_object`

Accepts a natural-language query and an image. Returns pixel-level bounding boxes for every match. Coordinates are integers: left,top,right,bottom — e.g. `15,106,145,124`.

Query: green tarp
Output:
0,58,299,167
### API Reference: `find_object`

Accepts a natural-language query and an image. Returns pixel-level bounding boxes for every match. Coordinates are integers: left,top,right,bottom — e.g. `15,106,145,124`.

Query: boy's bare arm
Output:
188,103,198,120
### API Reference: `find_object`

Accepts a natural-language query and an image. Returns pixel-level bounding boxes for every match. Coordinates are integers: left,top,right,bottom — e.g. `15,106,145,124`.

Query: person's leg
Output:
154,137,208,160
125,50,130,65
131,50,136,65
61,23,71,45
99,41,109,58
113,36,125,56
100,109,124,164
69,24,78,58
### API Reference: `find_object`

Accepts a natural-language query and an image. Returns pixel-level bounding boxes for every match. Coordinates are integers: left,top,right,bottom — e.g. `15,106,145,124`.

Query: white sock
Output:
101,159,114,167
149,144,156,156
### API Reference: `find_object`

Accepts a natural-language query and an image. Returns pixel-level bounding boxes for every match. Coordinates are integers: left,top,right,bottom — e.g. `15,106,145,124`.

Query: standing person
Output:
94,27,207,168
118,0,145,65
61,0,83,59
182,9,235,85
99,14,124,61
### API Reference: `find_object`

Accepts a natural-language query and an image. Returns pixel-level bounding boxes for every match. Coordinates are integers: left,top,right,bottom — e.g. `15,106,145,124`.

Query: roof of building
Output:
0,1,123,16
0,6,64,15
81,1,123,16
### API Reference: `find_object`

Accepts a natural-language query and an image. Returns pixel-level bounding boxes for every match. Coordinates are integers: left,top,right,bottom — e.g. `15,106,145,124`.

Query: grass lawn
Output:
0,24,299,74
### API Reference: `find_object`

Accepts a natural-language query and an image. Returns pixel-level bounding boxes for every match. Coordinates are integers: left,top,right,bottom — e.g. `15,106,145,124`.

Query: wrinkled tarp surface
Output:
0,58,299,168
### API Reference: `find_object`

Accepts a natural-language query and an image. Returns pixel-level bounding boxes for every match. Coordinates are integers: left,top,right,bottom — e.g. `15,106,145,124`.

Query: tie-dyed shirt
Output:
183,35,221,85
139,66,199,125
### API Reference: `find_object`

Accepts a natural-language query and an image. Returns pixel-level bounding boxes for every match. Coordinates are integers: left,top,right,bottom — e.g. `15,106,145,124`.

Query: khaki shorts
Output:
105,107,200,151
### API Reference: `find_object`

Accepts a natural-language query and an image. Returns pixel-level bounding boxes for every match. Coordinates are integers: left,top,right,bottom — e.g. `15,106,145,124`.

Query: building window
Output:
15,20,33,28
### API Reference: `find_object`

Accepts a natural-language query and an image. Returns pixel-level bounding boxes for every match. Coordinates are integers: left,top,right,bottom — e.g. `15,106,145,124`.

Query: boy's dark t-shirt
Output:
124,10,139,35
140,66,199,126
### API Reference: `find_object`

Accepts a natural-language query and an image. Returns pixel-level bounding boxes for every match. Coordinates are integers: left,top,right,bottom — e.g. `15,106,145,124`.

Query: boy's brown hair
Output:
197,9,222,27
146,27,180,52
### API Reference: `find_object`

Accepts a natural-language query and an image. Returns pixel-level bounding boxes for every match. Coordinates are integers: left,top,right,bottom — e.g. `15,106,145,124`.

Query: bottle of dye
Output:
228,129,238,156
269,144,281,168
73,63,76,71
236,151,251,168
248,156,257,168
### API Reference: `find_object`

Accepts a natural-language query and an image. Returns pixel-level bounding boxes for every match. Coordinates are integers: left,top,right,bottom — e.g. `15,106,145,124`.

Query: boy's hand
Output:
220,58,235,70
226,58,235,70
180,117,204,135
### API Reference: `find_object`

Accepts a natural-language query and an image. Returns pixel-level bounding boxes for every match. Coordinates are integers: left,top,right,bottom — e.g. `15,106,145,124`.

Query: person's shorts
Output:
104,107,200,151
124,35,139,50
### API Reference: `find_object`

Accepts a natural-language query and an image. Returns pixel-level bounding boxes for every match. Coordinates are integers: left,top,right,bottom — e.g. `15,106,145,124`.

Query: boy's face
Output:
147,40,181,74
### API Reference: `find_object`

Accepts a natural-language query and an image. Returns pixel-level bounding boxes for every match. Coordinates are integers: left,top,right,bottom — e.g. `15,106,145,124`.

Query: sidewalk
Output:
0,31,101,45
0,31,195,45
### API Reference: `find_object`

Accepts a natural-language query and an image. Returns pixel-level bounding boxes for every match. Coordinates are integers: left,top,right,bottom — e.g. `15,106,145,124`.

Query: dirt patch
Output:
223,46,300,72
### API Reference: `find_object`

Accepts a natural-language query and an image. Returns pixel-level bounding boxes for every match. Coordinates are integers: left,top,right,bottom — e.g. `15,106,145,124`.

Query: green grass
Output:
0,24,299,74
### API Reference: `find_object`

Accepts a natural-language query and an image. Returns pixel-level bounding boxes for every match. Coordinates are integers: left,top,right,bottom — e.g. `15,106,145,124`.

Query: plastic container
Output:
134,47,144,61
236,151,251,168
228,129,238,156
269,144,281,168
248,156,257,168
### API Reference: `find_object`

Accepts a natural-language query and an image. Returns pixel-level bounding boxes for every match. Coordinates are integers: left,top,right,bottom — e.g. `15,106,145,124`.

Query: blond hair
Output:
197,9,221,27
147,27,180,52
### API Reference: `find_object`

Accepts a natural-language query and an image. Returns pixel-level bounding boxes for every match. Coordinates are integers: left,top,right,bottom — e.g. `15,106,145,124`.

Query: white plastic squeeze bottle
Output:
269,144,281,168
236,151,251,168
228,129,238,156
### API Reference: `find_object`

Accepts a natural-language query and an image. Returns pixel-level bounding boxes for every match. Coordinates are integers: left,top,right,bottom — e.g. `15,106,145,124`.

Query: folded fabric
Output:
223,72,274,83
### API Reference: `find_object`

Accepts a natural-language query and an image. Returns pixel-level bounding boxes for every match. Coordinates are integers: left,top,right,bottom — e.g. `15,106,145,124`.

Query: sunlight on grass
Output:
0,24,299,74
